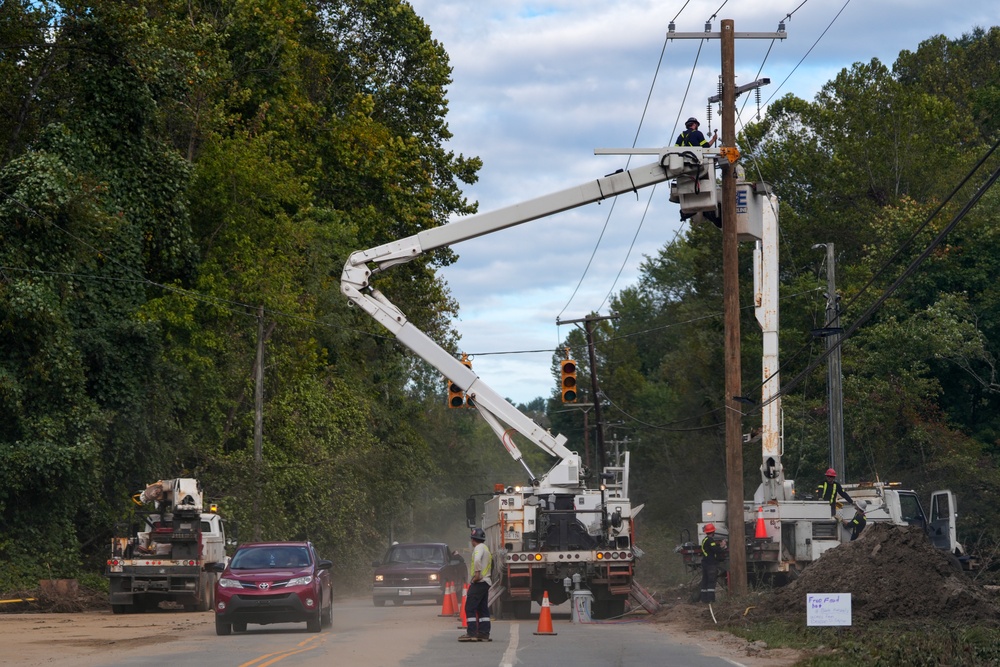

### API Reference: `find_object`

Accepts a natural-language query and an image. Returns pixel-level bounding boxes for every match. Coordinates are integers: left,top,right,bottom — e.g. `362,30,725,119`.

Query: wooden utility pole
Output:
667,18,785,598
821,244,845,480
253,305,265,541
719,19,747,596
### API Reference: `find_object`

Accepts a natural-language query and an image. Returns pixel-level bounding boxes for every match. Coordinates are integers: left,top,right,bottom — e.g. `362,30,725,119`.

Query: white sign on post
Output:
806,593,852,627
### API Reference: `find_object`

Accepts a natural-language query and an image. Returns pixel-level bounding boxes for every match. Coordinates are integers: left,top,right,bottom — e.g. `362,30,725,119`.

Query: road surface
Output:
0,596,800,666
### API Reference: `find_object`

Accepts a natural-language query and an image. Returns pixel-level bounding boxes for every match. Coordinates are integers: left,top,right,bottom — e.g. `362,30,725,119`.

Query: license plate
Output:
398,589,411,596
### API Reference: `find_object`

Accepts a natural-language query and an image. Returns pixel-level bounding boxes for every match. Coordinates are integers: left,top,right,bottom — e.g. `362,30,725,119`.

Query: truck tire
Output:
372,598,385,607
233,621,247,633
215,618,232,636
111,604,129,615
196,577,214,612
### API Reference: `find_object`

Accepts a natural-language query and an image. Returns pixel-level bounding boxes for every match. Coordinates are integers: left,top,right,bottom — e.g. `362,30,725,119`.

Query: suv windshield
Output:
232,546,311,569
387,546,445,565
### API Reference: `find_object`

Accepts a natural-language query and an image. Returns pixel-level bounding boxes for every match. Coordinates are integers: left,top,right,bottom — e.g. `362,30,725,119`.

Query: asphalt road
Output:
1,596,766,666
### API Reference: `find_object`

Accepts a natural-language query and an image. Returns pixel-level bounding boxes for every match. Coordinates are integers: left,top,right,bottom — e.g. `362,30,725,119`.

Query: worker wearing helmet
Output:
816,468,853,517
699,524,727,603
675,117,718,148
458,527,493,642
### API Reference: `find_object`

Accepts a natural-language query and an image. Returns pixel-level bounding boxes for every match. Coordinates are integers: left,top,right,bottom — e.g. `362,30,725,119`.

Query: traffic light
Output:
447,354,474,408
461,355,475,408
560,359,578,403
447,378,465,408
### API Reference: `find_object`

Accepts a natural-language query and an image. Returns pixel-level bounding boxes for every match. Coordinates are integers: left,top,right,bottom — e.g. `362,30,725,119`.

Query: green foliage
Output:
733,619,1000,666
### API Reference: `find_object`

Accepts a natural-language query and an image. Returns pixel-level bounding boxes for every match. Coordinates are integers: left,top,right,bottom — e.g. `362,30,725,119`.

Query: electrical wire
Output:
762,0,852,108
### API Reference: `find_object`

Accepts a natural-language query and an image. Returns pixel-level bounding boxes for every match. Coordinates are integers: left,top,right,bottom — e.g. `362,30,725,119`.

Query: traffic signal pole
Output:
559,313,618,474
667,18,786,597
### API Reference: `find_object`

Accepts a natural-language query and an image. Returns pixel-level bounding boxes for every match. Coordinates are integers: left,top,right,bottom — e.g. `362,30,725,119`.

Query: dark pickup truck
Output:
372,542,467,606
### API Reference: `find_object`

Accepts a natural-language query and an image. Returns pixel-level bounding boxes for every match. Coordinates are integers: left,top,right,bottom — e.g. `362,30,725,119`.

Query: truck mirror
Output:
465,498,477,528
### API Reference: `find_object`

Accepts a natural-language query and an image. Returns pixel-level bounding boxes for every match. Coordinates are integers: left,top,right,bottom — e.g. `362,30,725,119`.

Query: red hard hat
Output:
825,468,837,477
704,523,716,533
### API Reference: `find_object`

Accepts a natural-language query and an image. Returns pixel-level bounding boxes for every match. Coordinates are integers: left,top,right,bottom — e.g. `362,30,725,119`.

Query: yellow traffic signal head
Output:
447,379,465,408
560,359,578,403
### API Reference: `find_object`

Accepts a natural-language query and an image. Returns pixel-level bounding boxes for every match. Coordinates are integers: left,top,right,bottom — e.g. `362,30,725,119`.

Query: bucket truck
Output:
343,145,722,618
675,182,975,580
106,479,231,613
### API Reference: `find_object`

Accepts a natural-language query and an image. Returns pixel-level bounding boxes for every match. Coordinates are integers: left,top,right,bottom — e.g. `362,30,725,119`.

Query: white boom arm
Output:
342,147,718,488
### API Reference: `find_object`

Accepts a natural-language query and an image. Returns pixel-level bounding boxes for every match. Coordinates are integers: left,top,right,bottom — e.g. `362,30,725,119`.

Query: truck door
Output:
928,491,958,552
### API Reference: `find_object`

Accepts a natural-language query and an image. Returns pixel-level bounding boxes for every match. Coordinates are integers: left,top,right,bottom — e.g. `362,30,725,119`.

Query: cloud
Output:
398,0,1000,404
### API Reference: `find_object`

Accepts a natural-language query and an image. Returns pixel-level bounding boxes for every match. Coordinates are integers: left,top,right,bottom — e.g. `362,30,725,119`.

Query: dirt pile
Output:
758,522,1000,624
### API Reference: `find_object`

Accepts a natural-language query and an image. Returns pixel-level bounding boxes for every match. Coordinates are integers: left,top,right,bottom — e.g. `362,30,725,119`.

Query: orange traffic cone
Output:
439,581,456,616
755,506,767,539
450,579,460,613
457,583,469,629
533,591,557,635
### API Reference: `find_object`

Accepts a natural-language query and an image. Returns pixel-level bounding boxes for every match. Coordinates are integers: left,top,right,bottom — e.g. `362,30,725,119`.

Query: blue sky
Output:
402,0,1000,405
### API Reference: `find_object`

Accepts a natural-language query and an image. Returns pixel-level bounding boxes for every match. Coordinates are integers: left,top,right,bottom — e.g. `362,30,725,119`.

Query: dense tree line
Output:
548,28,1000,578
0,0,503,591
2,1,999,593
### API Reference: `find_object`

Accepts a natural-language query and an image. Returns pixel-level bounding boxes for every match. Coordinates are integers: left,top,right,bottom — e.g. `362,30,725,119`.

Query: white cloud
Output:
396,0,1000,404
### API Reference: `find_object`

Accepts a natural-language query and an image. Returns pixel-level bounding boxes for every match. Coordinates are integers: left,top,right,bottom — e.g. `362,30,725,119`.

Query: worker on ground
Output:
458,527,492,642
843,502,868,541
675,117,718,148
699,524,727,603
816,468,853,517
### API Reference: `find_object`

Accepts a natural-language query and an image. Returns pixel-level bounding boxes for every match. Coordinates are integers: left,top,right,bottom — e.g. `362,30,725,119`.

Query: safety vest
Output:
818,481,840,503
676,131,708,147
469,542,492,580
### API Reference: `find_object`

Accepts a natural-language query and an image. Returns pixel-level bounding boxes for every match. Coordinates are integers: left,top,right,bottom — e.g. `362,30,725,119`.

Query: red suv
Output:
213,541,332,635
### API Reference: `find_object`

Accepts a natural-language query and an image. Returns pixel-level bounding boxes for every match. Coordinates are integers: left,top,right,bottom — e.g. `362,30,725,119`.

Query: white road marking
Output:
500,622,520,667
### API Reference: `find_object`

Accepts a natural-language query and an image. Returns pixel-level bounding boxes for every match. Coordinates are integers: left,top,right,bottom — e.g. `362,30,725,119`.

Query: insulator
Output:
668,21,676,33
778,21,786,33
705,21,712,32
756,88,762,120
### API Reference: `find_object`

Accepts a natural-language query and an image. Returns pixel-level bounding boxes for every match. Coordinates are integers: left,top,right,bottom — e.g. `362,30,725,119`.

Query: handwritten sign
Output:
806,593,852,627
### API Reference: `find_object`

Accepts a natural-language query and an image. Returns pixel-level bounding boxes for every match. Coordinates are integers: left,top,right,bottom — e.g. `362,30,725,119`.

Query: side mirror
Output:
205,561,227,573
317,559,333,571
466,498,477,528
371,560,381,567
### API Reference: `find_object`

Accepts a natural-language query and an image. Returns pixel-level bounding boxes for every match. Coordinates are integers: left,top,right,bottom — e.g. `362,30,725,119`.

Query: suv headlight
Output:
219,578,242,589
287,575,314,587
374,574,384,582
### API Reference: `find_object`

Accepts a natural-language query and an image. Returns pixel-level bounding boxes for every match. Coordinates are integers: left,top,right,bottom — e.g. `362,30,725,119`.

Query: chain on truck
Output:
342,143,727,619
106,478,233,613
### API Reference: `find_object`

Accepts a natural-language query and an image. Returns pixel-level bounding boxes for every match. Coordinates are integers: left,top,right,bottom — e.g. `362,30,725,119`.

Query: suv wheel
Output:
306,607,322,633
215,618,232,636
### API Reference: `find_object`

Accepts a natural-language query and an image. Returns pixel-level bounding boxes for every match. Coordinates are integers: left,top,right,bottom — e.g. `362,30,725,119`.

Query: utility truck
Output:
106,478,230,613
675,182,976,579
342,144,724,618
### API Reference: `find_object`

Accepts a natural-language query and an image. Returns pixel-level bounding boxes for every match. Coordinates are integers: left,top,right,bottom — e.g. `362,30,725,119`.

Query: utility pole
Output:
719,19,747,596
667,18,786,598
817,244,845,480
558,313,618,473
253,305,265,541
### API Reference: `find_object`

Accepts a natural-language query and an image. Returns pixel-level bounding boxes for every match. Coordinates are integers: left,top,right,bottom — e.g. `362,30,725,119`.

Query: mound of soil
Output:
758,522,1000,624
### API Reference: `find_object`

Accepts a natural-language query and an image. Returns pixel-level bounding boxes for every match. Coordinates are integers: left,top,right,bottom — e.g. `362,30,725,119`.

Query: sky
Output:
400,0,1000,406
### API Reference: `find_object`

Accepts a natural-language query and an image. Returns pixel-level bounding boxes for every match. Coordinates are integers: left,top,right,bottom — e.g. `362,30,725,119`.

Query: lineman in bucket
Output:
458,527,493,642
700,524,727,603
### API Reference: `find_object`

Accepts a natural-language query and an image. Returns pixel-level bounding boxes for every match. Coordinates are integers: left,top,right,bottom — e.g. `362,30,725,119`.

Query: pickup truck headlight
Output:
429,573,439,582
218,578,242,589
287,575,314,587
374,574,384,582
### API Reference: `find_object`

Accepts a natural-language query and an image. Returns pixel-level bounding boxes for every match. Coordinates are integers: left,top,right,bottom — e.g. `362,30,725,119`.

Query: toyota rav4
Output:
213,541,332,634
